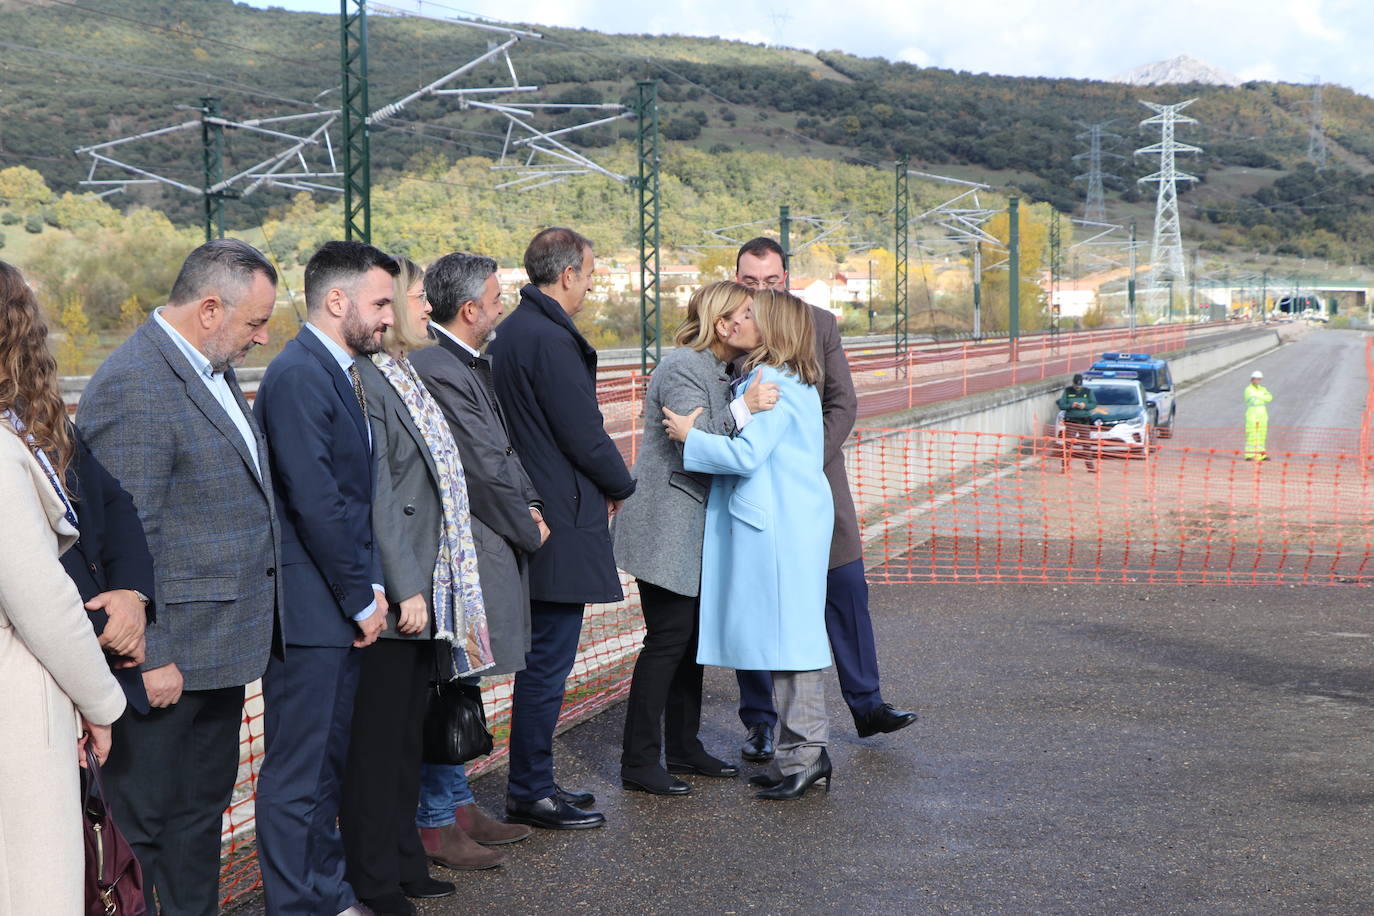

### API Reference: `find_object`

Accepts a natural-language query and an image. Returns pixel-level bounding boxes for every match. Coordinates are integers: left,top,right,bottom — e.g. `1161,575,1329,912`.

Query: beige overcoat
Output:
0,421,125,915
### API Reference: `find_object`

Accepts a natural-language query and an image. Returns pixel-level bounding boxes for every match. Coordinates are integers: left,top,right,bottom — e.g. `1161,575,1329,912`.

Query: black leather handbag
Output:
421,678,494,765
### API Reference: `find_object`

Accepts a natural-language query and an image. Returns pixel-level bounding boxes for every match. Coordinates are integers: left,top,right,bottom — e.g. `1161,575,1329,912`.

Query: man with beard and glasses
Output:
77,238,283,916
253,241,397,916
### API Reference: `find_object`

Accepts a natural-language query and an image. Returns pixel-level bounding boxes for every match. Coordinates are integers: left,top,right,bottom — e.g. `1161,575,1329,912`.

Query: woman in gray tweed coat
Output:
612,281,779,795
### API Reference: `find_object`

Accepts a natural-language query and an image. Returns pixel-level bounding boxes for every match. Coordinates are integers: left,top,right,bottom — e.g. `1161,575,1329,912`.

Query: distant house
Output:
661,264,702,308
496,267,527,299
789,277,843,317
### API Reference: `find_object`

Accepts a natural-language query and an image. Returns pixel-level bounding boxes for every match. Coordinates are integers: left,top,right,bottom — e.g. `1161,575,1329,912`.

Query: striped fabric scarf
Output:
2,410,78,529
372,354,493,677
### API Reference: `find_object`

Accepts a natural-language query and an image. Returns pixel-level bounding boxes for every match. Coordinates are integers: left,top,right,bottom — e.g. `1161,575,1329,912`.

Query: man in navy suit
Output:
254,241,396,916
489,228,635,831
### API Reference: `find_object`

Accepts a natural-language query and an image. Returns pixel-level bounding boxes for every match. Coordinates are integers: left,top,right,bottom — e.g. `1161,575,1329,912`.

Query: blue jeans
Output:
415,763,475,828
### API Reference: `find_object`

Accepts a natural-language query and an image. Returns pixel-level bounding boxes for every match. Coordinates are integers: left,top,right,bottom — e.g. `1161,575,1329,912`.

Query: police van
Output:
1088,352,1176,437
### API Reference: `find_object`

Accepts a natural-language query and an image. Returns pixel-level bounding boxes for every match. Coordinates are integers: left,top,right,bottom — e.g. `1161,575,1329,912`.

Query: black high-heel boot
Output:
754,749,832,800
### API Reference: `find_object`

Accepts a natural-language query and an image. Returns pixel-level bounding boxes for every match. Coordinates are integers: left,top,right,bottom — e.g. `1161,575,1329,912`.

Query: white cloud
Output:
1288,0,1343,43
241,0,1374,93
897,46,932,67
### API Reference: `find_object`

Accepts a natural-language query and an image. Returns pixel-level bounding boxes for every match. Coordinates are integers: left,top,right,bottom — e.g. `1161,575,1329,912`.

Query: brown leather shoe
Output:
454,802,532,845
418,824,504,870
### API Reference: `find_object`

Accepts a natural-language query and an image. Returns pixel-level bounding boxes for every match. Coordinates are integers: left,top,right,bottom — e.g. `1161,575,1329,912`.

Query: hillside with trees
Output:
3,0,1372,359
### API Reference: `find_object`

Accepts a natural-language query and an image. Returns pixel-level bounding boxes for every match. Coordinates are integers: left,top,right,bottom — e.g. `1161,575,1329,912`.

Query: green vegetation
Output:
3,0,1374,360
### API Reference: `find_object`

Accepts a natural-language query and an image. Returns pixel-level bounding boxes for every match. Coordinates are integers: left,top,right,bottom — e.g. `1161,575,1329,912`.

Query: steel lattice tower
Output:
1136,99,1201,300
1307,81,1327,169
1072,122,1121,221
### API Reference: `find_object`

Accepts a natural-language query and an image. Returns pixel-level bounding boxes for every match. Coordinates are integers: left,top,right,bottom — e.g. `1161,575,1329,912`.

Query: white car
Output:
1055,373,1153,459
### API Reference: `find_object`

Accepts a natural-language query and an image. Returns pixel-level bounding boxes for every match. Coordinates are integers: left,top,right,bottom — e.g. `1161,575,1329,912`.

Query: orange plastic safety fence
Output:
218,579,645,909
852,427,1374,586
212,318,1269,908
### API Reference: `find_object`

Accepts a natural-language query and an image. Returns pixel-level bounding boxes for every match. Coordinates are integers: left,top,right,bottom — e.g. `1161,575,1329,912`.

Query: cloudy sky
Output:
245,0,1373,94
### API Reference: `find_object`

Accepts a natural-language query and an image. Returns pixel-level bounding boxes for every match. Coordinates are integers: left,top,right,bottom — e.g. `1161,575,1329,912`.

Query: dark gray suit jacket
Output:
813,306,861,568
410,330,540,675
355,355,442,643
76,316,282,691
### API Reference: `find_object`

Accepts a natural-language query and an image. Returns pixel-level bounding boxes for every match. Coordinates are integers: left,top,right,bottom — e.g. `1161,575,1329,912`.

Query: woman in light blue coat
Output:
664,289,834,800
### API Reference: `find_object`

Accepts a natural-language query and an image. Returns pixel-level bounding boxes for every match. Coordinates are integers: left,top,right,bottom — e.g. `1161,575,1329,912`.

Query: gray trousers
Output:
767,668,830,778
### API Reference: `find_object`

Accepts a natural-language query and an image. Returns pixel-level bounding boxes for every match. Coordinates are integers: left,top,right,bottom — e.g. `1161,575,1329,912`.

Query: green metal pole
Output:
200,97,225,242
634,80,661,374
1008,196,1019,358
1048,211,1061,334
867,259,874,334
779,204,791,263
1261,269,1268,321
894,159,908,364
972,242,982,341
1190,248,1198,320
1127,220,1137,334
341,0,371,243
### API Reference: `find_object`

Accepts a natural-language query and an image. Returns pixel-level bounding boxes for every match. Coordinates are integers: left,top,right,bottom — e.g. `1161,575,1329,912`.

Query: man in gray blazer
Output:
410,251,547,674
77,238,283,916
732,237,917,763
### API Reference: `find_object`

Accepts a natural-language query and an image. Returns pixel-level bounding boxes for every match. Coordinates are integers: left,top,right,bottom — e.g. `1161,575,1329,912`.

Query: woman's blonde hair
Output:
0,261,72,481
381,256,431,357
674,280,753,350
742,288,822,387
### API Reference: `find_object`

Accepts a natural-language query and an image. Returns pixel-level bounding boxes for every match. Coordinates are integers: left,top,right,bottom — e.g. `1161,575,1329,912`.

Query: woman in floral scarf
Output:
339,256,492,910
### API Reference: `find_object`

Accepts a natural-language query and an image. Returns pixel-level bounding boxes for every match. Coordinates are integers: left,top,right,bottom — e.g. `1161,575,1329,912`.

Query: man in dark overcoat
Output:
487,227,635,830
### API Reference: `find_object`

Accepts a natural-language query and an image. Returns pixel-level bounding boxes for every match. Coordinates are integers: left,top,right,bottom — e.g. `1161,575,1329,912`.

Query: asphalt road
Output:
232,582,1374,916
1175,328,1369,448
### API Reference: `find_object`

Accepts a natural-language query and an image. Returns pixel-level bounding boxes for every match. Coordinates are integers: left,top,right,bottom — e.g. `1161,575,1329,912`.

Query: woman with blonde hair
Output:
663,288,834,800
0,260,126,912
341,256,493,908
612,280,779,795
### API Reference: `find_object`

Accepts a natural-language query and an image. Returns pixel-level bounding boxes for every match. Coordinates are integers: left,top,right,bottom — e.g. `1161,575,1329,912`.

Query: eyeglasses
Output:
738,277,785,291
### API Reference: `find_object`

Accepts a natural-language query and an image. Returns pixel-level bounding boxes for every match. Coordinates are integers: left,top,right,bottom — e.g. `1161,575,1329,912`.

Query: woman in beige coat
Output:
0,260,126,914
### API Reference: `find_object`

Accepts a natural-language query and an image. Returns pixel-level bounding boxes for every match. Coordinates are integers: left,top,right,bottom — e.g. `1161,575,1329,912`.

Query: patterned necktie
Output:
347,363,368,416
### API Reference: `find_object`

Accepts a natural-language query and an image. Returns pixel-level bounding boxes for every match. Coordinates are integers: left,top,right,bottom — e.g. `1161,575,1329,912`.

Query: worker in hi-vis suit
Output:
1244,369,1273,461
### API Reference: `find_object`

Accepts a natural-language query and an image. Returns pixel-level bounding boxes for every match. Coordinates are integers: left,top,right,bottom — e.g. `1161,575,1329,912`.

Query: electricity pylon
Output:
1072,121,1122,221
1307,80,1327,169
1136,99,1201,306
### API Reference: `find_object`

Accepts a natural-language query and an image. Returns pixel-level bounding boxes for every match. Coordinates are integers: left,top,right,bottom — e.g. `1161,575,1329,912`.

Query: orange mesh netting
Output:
209,319,1324,907
854,426,1374,586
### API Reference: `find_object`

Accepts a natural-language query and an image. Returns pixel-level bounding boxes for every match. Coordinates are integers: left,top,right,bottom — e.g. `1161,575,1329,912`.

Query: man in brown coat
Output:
732,237,917,762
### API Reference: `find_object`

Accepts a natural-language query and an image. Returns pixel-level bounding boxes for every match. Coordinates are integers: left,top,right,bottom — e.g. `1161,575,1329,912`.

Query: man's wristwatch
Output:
131,589,150,606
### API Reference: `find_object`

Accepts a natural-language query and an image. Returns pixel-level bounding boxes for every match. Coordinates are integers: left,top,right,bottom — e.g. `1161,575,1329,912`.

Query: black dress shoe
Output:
400,876,455,899
505,795,606,830
740,723,775,762
854,703,919,738
756,749,832,801
554,783,595,808
358,893,415,916
666,754,740,778
620,767,691,795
